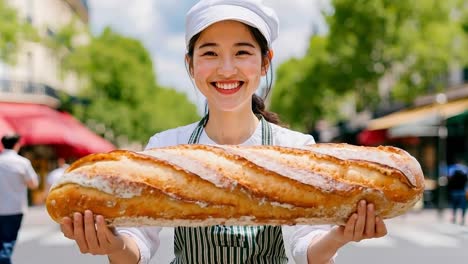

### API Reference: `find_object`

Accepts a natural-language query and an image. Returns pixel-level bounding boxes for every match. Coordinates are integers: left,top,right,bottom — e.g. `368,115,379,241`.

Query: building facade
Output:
0,0,89,107
0,1,116,205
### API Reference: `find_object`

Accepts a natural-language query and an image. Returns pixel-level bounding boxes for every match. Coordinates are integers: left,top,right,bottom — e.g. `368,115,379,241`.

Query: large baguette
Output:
45,143,425,226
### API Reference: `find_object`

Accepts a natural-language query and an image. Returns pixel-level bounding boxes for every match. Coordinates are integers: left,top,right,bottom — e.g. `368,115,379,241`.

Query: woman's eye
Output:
236,50,252,56
202,51,216,56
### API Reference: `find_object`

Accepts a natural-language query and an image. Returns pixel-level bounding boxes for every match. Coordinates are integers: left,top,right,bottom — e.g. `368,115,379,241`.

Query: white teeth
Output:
215,82,240,90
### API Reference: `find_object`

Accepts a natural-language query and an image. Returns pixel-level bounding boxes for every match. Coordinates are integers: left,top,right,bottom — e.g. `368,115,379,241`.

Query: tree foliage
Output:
0,0,37,63
53,27,199,144
270,36,343,131
271,0,468,132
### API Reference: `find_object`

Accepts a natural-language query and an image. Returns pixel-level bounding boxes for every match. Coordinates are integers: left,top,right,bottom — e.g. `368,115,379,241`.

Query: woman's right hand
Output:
60,210,125,255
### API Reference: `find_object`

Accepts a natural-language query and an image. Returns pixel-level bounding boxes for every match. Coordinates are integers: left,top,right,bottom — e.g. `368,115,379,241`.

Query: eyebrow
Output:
197,42,256,49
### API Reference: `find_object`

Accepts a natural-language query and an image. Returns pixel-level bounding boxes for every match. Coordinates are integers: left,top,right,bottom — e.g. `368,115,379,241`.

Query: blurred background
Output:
1,0,468,263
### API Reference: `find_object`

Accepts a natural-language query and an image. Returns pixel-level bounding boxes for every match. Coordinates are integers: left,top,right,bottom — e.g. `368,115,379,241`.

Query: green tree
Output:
0,0,36,63
327,0,467,102
55,27,198,144
271,0,468,132
270,36,343,131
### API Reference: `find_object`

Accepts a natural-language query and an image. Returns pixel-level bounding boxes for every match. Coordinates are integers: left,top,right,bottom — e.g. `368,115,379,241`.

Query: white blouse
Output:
118,120,335,264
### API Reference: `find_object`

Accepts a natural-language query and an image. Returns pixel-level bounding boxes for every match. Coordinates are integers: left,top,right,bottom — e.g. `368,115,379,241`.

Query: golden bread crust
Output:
46,143,424,226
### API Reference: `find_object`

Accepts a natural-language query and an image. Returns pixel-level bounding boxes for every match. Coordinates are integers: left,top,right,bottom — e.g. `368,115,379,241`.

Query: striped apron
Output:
171,115,288,264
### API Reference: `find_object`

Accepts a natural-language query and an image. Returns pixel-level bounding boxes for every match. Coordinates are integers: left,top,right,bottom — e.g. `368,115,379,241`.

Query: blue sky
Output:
88,0,328,109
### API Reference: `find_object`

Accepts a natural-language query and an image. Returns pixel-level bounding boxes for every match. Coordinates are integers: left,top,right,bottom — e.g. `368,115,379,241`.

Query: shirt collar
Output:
199,120,263,146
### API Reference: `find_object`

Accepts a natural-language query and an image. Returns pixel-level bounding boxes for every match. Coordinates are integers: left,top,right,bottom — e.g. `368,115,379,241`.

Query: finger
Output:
343,213,358,240
95,215,111,250
365,203,376,237
353,200,367,241
73,212,89,253
375,217,388,237
60,217,74,239
84,210,100,251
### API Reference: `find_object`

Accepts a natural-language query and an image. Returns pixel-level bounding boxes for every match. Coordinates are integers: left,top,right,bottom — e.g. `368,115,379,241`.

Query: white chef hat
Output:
185,0,279,50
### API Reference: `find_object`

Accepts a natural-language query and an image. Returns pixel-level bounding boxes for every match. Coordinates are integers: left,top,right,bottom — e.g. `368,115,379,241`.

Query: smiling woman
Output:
189,20,268,112
57,1,389,264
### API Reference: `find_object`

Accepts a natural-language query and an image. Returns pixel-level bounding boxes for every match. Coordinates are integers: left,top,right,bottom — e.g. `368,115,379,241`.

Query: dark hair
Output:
1,134,21,149
186,24,283,125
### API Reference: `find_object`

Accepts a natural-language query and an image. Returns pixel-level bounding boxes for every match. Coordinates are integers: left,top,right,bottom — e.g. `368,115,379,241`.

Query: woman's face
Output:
190,20,268,112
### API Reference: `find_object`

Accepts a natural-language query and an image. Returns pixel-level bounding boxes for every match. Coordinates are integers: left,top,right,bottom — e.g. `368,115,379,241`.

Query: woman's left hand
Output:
330,200,388,244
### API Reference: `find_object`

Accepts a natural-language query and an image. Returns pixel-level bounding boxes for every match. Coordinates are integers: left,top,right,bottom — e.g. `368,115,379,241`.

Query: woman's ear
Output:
261,49,274,76
267,49,274,61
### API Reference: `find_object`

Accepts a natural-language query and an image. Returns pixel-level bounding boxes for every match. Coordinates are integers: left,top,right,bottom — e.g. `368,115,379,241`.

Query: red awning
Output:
0,116,15,136
0,103,115,158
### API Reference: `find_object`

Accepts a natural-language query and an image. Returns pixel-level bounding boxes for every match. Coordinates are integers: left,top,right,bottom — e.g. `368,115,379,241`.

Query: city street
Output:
13,206,468,264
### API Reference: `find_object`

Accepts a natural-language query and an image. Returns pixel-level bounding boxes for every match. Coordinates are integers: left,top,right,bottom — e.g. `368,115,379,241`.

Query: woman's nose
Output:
217,56,237,76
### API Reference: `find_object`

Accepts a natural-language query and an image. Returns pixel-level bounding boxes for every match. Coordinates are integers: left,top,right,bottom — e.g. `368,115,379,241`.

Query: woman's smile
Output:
211,81,244,95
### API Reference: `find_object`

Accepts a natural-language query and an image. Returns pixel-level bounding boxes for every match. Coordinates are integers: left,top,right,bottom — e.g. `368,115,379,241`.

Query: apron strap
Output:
188,114,209,144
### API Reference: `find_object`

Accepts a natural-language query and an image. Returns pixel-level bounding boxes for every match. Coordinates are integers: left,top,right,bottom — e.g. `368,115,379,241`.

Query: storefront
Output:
361,97,468,208
0,102,115,204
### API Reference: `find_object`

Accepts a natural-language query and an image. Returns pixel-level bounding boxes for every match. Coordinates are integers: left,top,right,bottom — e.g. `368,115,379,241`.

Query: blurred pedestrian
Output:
447,157,468,178
447,169,468,225
46,157,69,191
0,134,39,264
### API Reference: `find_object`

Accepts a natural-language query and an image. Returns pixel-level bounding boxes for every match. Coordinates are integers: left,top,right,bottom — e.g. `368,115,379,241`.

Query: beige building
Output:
0,0,89,108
